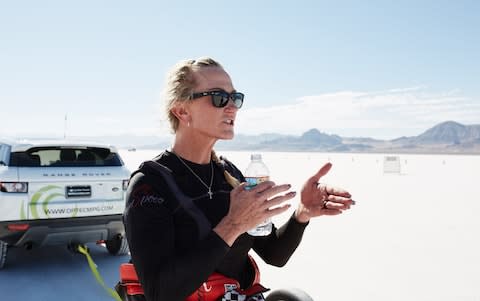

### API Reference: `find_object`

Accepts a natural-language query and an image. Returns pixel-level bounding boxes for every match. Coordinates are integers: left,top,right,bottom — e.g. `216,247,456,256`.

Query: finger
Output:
265,203,291,218
264,191,296,209
308,206,342,216
325,185,351,198
256,184,292,200
323,200,350,210
316,183,329,196
231,182,248,197
326,194,354,205
321,209,343,216
248,180,276,193
308,162,332,184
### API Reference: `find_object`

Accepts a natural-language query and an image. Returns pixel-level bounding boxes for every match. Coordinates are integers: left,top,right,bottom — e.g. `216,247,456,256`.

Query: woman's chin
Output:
218,130,235,140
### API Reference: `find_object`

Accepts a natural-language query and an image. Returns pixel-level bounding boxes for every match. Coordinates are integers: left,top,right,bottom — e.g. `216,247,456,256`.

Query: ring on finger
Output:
322,200,328,209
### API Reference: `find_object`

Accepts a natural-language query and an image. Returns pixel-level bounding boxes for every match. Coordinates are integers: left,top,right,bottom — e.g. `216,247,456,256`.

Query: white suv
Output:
0,140,131,268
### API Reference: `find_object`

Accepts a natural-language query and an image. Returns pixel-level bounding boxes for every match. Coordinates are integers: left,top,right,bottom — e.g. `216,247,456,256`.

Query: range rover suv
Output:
0,140,131,268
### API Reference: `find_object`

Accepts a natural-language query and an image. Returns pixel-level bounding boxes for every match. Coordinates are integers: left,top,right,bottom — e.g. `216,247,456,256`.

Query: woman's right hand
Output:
214,181,296,246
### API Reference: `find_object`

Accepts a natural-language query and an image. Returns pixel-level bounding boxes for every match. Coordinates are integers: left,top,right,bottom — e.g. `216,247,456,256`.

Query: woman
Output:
123,57,354,301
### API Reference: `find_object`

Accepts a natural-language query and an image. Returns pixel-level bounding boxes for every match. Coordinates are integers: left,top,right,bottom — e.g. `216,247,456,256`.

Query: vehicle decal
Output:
26,185,119,219
42,205,115,216
29,185,62,219
42,192,65,218
20,200,26,220
72,204,79,218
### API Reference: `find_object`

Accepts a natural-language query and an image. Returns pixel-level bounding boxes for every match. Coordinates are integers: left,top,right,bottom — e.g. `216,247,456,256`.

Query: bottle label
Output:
244,176,269,190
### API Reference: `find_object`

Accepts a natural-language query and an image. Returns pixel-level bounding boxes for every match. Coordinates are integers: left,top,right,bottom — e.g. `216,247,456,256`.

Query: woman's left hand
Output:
295,162,355,223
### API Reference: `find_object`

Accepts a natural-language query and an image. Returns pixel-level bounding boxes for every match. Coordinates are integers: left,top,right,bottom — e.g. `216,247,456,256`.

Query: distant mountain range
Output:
214,121,480,154
60,121,480,154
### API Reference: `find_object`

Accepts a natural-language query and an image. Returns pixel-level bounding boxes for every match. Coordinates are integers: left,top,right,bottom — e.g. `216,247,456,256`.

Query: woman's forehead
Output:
194,67,233,91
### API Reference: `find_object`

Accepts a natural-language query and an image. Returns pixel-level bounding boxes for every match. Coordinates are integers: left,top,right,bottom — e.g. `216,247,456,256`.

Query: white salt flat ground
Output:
1,150,479,301
218,151,480,301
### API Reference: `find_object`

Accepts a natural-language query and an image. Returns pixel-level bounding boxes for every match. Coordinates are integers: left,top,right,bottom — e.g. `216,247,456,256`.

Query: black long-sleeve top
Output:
123,151,308,301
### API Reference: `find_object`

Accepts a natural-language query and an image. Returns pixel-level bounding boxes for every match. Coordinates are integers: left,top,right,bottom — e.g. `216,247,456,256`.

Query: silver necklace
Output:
171,151,215,199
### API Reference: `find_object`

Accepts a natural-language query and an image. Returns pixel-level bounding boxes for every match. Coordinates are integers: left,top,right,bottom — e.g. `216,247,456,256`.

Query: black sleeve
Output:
124,172,230,301
252,214,309,267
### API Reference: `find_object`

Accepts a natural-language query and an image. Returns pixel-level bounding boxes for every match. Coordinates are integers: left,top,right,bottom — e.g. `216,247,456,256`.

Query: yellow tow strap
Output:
77,244,122,301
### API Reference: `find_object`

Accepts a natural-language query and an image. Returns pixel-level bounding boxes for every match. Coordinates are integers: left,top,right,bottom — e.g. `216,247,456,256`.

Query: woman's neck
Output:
171,132,216,164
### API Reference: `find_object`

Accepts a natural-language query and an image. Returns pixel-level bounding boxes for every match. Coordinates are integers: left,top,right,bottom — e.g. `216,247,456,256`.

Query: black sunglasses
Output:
190,90,244,108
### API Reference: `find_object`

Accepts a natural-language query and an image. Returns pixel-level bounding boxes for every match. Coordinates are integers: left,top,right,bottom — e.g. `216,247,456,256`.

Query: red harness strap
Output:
118,256,267,301
184,271,267,301
119,263,145,296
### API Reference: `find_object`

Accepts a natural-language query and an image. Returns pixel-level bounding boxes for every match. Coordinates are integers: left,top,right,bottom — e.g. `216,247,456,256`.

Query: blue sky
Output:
1,0,479,140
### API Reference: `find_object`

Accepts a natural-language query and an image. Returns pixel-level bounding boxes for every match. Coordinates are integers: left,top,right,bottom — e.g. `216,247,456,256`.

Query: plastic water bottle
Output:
245,154,273,236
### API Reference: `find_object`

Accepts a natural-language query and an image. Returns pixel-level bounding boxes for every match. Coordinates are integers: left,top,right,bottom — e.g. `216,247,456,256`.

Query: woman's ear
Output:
170,103,191,125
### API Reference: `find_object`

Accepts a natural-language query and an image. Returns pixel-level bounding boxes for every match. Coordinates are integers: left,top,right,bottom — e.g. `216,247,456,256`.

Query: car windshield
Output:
9,147,123,167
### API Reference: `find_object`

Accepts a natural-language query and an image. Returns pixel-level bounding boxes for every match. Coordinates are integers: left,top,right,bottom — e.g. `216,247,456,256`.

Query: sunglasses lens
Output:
232,93,244,108
212,93,229,107
209,91,244,108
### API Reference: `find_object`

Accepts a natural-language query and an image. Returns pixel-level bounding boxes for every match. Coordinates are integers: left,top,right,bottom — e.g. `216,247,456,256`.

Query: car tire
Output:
265,288,314,301
0,240,7,269
106,234,129,256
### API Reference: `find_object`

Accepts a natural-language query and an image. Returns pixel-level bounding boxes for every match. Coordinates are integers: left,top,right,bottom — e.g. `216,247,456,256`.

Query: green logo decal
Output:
29,185,62,219
42,192,65,218
72,204,79,218
20,200,26,220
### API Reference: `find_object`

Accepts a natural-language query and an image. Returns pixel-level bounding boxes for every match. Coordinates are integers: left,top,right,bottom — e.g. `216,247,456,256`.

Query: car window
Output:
0,144,7,166
9,147,123,167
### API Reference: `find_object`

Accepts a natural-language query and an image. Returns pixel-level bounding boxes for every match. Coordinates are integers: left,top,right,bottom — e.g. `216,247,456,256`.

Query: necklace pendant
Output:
208,189,213,199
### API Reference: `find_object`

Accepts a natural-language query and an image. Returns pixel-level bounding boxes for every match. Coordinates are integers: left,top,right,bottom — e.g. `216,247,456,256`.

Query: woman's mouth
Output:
223,119,234,126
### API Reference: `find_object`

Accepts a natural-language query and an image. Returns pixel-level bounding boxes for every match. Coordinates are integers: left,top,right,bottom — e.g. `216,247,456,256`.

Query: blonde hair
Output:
163,57,224,133
211,150,241,188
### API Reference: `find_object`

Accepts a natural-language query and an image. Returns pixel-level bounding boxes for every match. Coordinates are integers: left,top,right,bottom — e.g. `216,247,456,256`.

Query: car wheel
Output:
265,288,314,301
0,240,7,269
105,234,129,256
